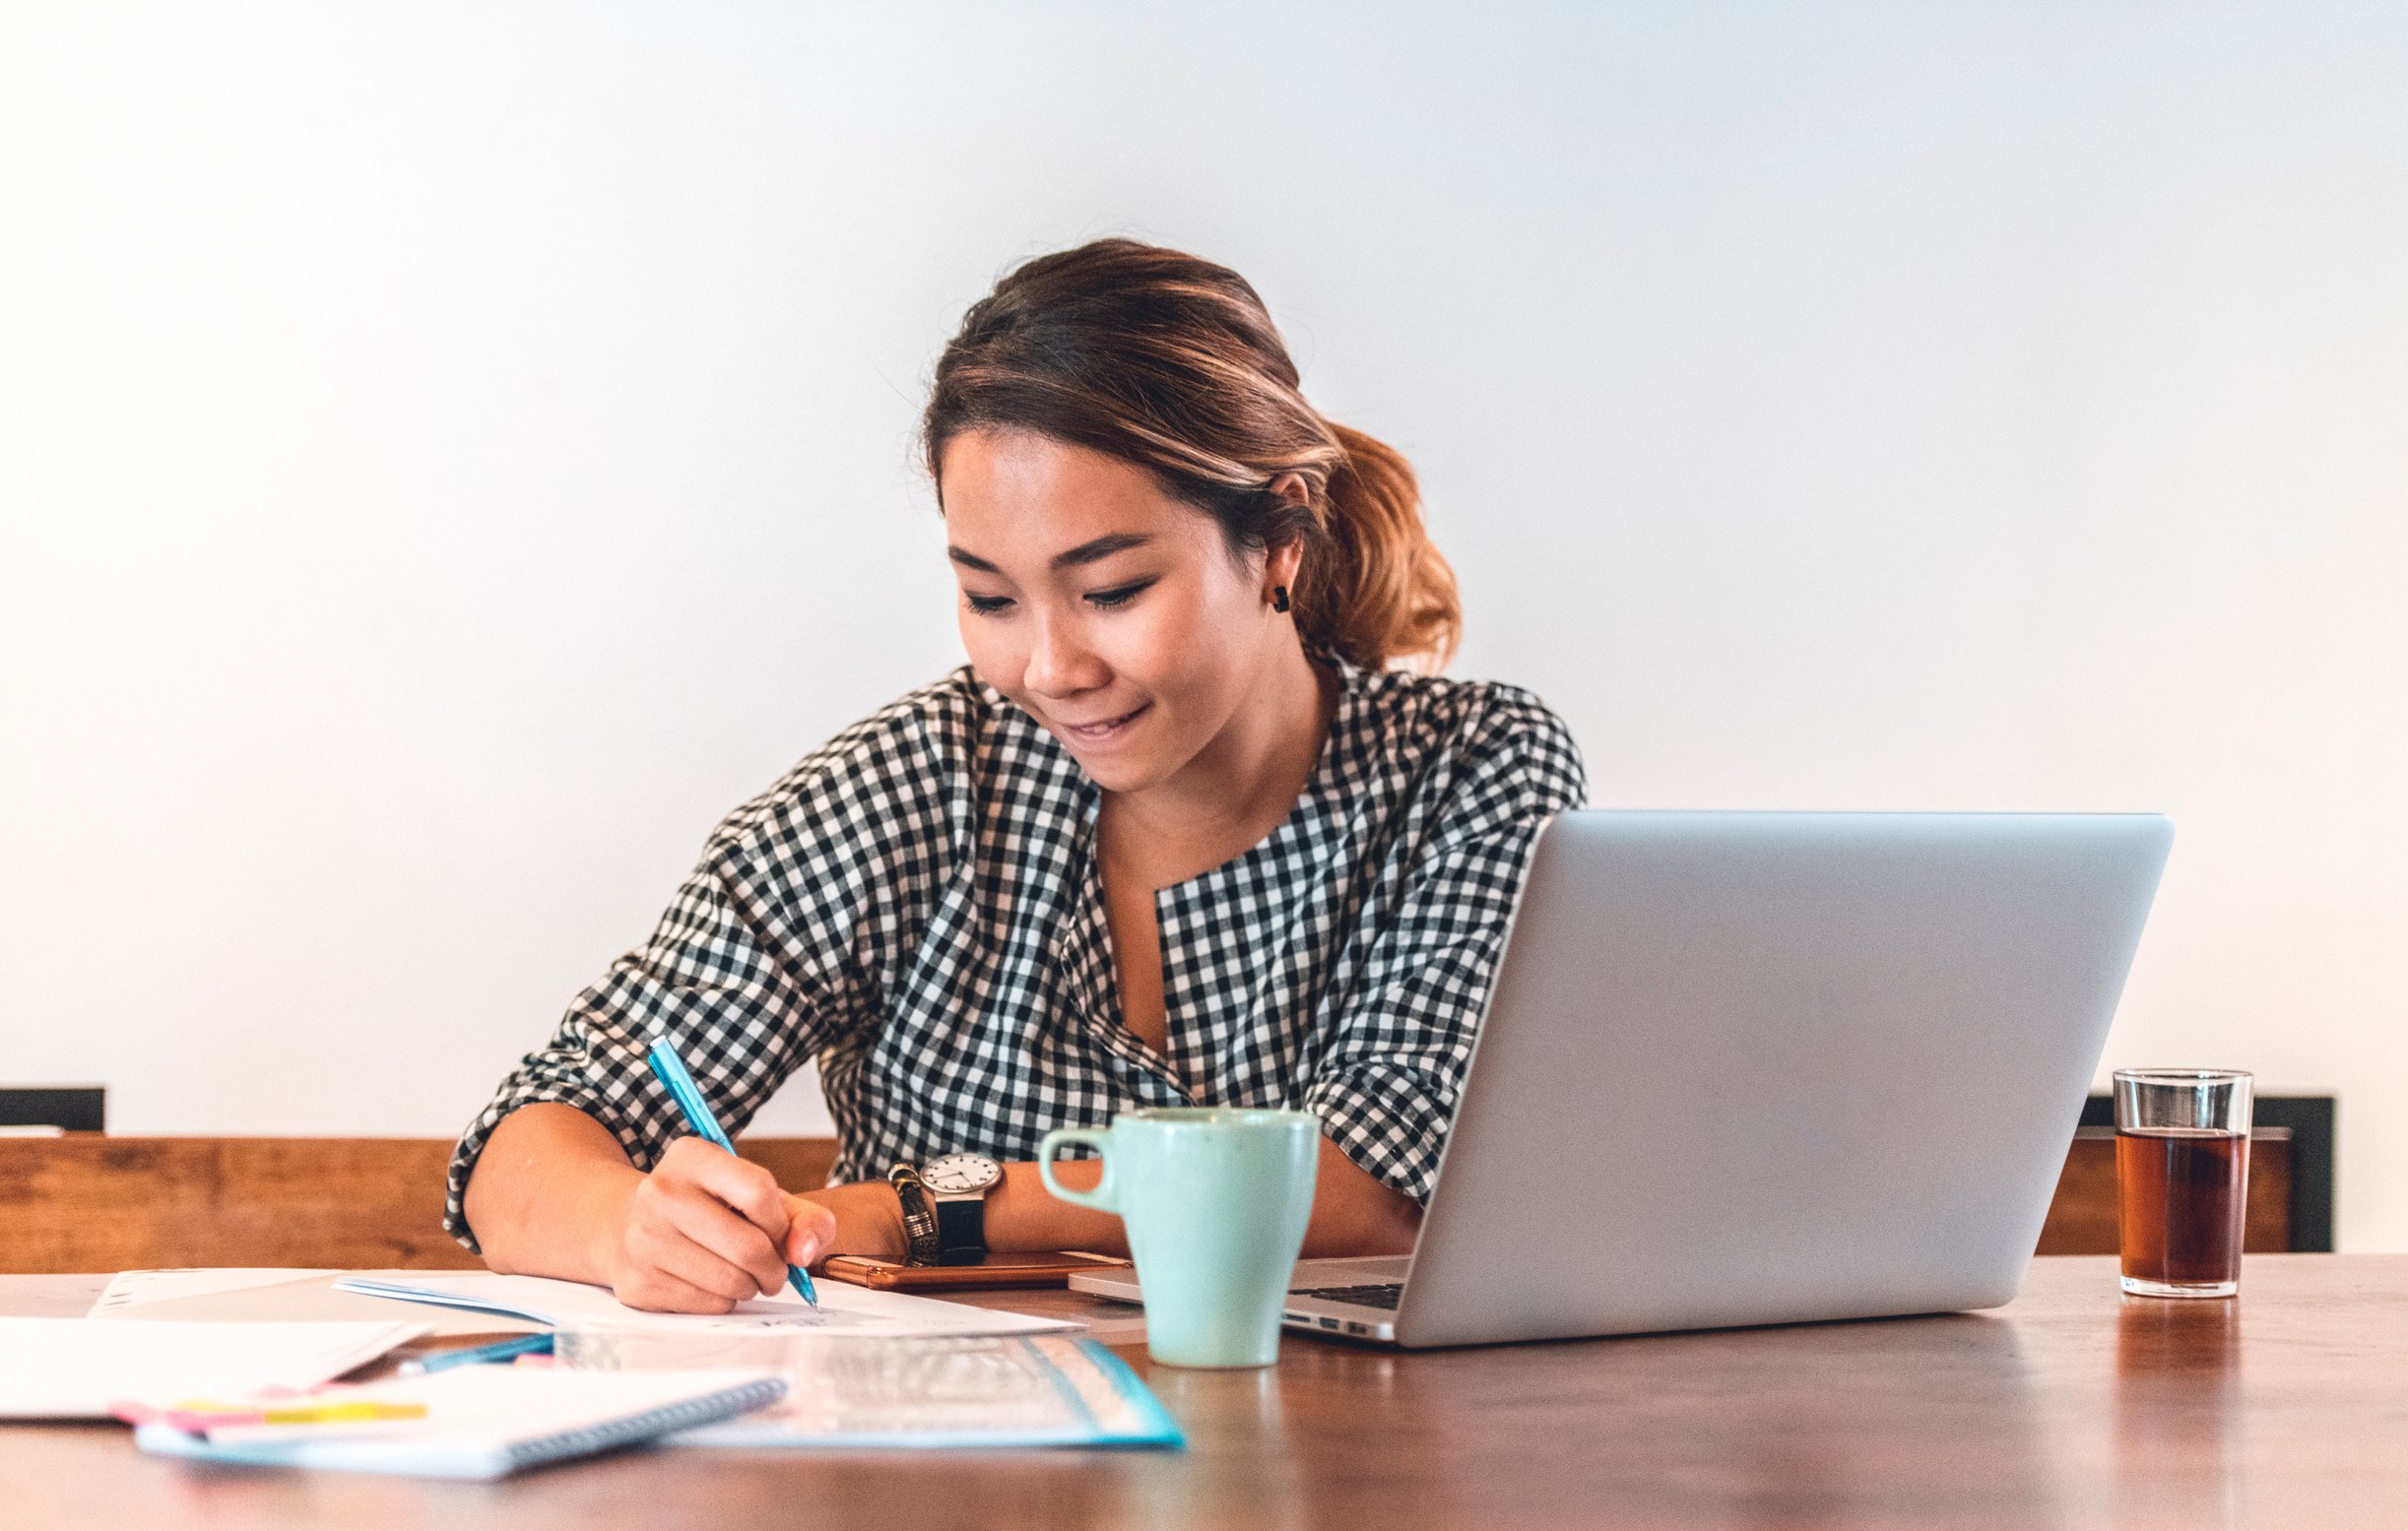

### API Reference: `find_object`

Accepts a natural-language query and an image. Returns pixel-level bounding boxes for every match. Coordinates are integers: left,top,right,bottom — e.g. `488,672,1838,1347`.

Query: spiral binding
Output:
500,1377,787,1471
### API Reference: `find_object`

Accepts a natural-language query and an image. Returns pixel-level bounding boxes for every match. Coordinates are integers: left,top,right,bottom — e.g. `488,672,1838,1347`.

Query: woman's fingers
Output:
666,1138,795,1239
655,1181,791,1296
612,1261,743,1315
636,1213,772,1305
782,1193,837,1267
611,1139,799,1308
658,1151,793,1290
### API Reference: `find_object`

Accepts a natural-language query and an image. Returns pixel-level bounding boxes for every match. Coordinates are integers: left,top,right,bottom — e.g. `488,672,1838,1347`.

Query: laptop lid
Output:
1396,810,2172,1348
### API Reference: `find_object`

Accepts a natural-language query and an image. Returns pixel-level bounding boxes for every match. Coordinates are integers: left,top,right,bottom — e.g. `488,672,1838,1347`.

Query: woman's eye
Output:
1085,580,1155,610
963,593,1014,616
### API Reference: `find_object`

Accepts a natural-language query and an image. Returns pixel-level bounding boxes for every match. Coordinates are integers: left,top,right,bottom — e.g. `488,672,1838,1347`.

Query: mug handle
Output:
1037,1127,1119,1214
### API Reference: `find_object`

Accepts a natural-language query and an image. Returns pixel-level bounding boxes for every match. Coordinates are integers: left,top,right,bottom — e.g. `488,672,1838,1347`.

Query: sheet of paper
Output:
331,1271,1079,1338
89,1268,340,1315
0,1316,427,1419
88,1270,547,1337
556,1331,1181,1449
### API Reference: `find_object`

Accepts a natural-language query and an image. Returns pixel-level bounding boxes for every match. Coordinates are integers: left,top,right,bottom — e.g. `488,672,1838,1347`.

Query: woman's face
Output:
940,429,1299,796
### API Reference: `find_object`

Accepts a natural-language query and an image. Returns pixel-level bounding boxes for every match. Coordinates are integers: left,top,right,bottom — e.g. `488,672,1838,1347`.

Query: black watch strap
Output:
934,1195,987,1266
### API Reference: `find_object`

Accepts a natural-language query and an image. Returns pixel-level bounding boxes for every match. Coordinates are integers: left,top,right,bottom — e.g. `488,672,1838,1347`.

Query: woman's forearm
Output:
1294,1138,1424,1256
466,1107,1424,1279
459,1103,645,1283
982,1137,1420,1258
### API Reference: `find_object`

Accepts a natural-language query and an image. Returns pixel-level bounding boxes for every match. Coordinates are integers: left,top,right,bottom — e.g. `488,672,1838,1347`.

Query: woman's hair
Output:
922,238,1461,672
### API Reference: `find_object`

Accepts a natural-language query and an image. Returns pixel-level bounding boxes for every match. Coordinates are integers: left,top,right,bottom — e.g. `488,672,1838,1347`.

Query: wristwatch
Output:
887,1163,943,1266
920,1153,1005,1266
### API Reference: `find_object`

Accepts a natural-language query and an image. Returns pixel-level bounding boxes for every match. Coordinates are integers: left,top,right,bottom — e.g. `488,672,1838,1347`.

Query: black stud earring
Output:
1272,586,1291,613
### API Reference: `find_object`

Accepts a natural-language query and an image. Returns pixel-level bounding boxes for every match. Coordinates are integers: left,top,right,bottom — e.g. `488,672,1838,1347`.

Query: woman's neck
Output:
1102,641,1334,888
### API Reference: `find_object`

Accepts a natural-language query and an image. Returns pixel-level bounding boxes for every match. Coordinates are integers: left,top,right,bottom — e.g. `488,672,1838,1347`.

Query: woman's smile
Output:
1047,701,1152,746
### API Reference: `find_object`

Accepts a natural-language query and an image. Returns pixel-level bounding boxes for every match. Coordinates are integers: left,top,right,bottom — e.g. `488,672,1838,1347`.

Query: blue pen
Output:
397,1332,554,1375
645,1036,819,1308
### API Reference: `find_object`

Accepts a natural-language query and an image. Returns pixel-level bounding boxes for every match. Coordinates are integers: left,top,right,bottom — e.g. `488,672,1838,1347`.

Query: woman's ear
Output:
1264,535,1306,604
1261,474,1311,609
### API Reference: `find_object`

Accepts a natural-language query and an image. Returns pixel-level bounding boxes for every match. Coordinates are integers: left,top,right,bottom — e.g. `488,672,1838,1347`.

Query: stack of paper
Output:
0,1317,425,1419
35,1266,1182,1458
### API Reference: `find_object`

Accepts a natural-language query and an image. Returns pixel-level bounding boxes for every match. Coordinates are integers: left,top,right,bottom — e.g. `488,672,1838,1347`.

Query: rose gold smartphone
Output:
818,1250,1130,1291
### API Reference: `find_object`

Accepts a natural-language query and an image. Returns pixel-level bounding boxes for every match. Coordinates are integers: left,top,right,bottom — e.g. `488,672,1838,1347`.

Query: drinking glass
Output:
2114,1068,2252,1298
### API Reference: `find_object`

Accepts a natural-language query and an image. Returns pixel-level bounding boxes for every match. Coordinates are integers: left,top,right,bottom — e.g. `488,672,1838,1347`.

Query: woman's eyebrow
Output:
945,533,1152,575
1050,532,1150,570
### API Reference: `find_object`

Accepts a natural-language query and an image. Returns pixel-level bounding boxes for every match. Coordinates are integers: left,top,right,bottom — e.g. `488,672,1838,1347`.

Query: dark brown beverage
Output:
2117,1126,2248,1291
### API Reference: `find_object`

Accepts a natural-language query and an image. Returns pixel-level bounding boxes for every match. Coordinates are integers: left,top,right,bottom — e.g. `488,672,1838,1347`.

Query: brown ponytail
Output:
922,239,1462,673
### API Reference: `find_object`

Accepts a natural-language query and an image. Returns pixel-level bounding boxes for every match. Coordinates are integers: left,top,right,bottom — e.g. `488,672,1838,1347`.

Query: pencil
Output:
644,1036,820,1308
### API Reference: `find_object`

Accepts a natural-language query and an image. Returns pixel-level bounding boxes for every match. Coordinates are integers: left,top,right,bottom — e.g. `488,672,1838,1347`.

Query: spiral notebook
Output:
127,1365,786,1480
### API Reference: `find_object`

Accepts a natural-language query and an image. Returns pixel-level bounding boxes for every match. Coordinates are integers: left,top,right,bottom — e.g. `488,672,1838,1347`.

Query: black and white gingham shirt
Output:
444,661,1586,1249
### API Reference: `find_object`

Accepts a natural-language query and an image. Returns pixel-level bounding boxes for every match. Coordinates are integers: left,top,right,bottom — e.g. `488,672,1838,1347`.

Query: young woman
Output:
451,239,1586,1312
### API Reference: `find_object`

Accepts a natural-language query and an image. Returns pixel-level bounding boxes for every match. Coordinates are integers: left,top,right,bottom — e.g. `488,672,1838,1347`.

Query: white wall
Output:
3,4,2402,1243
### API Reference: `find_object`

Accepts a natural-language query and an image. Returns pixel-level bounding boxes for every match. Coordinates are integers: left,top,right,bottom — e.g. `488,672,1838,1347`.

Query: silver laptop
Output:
1072,809,2173,1348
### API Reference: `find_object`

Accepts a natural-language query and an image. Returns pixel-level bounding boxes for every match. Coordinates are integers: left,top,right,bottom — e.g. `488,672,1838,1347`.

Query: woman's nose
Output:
1024,613,1108,698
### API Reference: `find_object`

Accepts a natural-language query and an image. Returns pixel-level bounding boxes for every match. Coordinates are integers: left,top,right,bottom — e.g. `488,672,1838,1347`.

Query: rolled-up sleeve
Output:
443,699,959,1250
1301,691,1587,1202
440,856,827,1250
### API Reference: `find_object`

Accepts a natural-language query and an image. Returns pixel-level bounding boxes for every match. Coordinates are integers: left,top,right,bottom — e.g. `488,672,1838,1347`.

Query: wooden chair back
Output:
2033,1125,2292,1256
1,1128,2297,1272
0,1136,838,1273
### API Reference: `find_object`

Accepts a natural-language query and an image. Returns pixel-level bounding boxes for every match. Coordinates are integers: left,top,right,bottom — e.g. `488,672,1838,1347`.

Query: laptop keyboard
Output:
1295,1282,1404,1310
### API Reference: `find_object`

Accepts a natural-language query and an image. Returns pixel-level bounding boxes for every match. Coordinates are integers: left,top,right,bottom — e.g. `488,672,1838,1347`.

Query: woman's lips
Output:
1052,703,1150,744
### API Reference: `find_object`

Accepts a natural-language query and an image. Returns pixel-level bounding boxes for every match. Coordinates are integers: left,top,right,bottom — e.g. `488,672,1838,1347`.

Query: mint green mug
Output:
1039,1108,1320,1369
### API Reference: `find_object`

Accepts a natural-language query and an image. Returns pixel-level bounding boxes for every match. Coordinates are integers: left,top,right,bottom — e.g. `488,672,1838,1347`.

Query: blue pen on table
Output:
397,1332,553,1376
645,1036,820,1308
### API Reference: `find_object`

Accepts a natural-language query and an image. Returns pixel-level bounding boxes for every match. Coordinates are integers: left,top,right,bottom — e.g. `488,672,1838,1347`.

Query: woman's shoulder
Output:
701,668,1038,861
1338,664,1598,842
1344,666,1581,766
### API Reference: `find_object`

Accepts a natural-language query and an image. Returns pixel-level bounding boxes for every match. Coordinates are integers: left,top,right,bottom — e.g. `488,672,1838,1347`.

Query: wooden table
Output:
7,1256,2405,1530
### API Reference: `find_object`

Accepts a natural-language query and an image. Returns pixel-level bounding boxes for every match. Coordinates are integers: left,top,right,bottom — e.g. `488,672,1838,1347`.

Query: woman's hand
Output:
601,1137,836,1313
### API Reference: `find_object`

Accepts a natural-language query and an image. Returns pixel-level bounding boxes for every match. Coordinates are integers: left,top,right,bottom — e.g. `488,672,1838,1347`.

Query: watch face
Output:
921,1153,1003,1194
